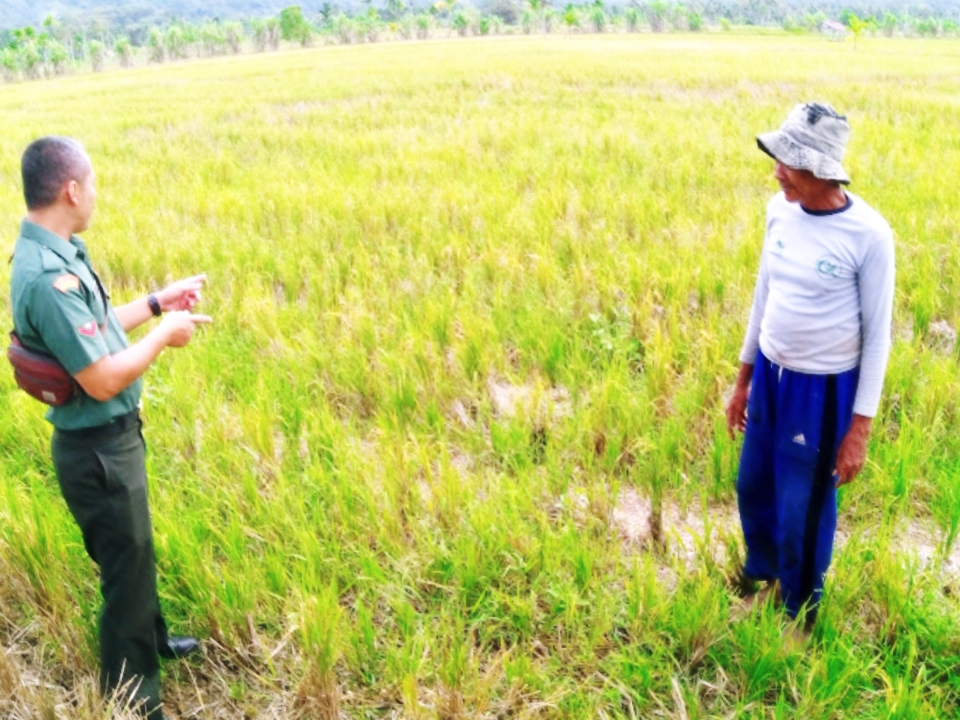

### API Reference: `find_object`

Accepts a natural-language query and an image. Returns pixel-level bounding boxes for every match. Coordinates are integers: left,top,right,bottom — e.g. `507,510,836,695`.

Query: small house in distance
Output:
821,20,849,40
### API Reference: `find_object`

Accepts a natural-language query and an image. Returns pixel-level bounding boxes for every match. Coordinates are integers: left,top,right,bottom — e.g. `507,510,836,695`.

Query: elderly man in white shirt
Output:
726,102,895,634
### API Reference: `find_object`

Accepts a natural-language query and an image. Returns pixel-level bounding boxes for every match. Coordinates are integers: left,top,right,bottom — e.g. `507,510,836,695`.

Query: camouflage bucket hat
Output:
757,102,851,185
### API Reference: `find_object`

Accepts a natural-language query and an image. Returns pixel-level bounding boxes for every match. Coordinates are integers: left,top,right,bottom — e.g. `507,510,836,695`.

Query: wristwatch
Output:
147,294,162,317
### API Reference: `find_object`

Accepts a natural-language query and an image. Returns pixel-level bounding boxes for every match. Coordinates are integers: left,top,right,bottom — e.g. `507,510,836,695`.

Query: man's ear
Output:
64,179,80,206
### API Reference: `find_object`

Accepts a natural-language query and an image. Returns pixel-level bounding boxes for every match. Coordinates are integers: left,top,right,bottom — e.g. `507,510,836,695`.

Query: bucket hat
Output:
757,102,851,185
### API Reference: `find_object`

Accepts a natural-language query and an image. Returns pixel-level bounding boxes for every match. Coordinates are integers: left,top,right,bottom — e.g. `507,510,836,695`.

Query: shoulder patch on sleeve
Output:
53,274,82,293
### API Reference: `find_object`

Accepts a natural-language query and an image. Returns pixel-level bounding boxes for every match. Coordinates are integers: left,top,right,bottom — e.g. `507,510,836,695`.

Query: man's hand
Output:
726,363,755,440
726,386,749,440
834,414,872,487
157,274,206,312
160,311,212,348
76,312,212,402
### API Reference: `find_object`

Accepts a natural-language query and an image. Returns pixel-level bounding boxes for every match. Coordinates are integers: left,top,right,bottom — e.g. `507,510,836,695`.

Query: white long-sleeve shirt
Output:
739,192,895,417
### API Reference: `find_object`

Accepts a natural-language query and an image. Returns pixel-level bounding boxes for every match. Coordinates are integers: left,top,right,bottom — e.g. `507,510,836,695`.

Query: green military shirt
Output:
10,220,141,430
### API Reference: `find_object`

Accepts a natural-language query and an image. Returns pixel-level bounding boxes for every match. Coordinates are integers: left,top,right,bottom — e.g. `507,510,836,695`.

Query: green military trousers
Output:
51,416,168,720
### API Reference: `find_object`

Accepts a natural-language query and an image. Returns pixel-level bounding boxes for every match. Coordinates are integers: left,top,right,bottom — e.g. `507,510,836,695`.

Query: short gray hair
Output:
21,136,92,210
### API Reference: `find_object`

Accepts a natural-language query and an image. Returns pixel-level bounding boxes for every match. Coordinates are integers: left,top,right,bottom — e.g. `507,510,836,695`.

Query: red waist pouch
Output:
7,331,79,406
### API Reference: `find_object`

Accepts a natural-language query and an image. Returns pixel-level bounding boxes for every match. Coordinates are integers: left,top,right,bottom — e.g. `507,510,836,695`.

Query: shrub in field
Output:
546,8,561,31
88,40,105,71
0,48,18,81
19,42,42,78
590,2,607,32
415,13,432,38
281,5,316,46
46,40,69,75
356,10,383,42
913,18,940,37
332,14,356,44
625,6,641,31
114,36,133,67
521,8,536,33
453,10,470,36
266,17,282,48
397,14,415,38
251,19,270,50
224,21,245,53
671,4,689,31
523,0,551,33
646,0,668,31
804,12,825,32
165,25,189,59
147,27,165,62
200,22,227,56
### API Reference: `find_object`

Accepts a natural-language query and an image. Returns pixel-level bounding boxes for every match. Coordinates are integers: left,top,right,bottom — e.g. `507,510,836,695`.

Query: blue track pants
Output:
736,349,858,621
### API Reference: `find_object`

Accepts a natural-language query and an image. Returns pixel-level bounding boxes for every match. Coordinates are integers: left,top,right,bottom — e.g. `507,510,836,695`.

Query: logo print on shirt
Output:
793,433,806,446
816,255,842,280
78,321,96,338
771,238,786,257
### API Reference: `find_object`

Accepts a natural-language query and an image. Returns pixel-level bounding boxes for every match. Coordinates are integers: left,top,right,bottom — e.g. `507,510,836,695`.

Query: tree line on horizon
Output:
1,1,958,83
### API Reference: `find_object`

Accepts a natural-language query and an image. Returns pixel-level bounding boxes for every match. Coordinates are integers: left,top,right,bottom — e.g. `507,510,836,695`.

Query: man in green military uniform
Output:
10,136,212,720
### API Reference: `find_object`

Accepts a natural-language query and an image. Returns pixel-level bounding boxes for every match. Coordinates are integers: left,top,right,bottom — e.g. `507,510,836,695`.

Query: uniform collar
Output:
19,219,84,263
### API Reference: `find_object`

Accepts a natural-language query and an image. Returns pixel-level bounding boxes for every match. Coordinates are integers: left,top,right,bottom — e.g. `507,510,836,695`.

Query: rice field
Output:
1,32,960,719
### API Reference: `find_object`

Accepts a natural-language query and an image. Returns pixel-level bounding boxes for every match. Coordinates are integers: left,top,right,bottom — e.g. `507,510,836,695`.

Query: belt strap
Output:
55,409,140,440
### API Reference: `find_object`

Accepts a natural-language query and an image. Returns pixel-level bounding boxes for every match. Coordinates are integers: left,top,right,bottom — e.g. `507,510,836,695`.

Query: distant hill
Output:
0,1,295,31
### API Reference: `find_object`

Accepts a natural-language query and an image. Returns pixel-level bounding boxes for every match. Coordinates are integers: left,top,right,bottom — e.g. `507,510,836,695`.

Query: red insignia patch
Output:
78,321,96,338
54,274,81,293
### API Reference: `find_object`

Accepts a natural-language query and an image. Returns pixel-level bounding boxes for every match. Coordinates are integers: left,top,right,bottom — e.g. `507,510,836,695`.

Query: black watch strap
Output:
147,294,162,317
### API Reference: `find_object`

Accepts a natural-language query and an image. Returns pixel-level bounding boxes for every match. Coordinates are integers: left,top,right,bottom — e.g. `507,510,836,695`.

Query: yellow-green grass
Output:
1,33,959,719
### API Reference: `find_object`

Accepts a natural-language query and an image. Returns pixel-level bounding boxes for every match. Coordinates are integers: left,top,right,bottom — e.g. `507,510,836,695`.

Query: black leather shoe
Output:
158,636,200,660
